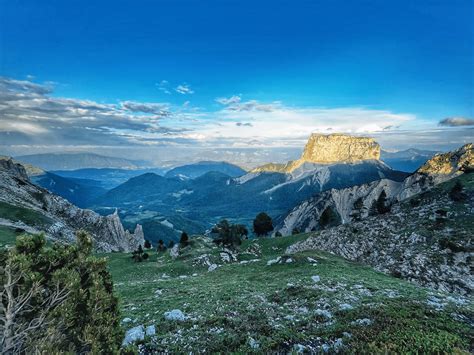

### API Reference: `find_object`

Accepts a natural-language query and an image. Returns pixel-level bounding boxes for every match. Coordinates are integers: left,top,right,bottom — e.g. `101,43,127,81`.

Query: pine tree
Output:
253,212,274,237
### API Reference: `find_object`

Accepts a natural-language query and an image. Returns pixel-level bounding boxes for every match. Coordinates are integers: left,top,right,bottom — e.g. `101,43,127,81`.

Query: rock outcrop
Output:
417,143,473,177
286,173,474,295
278,144,473,235
300,134,380,164
0,158,144,252
252,134,381,173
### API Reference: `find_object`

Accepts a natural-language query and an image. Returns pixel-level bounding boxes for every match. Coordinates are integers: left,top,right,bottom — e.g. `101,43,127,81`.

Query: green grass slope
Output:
105,234,473,353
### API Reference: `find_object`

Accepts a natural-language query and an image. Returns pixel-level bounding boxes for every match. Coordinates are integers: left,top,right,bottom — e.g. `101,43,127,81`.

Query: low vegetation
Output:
0,231,123,353
105,233,473,353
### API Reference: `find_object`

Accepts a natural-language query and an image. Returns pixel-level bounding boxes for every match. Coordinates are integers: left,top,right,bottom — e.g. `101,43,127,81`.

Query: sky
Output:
0,0,473,165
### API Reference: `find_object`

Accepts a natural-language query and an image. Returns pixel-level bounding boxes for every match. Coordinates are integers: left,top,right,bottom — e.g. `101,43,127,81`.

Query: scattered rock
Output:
164,309,186,321
351,318,372,326
122,317,132,324
267,257,282,266
339,303,353,311
311,275,321,283
314,309,332,319
248,337,260,349
145,325,156,336
208,263,218,272
169,244,180,259
122,325,145,346
293,344,306,353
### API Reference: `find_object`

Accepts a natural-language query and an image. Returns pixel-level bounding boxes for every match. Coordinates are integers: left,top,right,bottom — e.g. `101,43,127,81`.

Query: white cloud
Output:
175,84,194,95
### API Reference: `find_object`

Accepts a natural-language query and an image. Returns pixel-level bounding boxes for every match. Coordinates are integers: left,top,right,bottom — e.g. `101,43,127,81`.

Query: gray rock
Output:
122,325,145,346
164,309,186,321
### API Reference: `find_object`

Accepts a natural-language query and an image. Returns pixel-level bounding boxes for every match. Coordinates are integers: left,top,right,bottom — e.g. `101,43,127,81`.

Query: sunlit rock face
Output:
252,134,381,173
299,134,381,164
417,143,473,176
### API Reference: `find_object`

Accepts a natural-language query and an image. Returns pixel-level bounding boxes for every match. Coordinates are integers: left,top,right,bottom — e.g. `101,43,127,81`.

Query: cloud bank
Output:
0,76,470,161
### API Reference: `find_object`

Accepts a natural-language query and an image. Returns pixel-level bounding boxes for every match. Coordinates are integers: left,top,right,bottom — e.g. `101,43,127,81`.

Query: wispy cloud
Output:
156,80,171,94
0,76,470,160
0,77,186,147
438,117,474,127
216,95,280,112
120,101,170,116
175,84,194,95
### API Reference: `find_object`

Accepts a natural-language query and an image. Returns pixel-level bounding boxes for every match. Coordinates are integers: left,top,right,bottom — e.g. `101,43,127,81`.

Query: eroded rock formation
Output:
0,158,144,252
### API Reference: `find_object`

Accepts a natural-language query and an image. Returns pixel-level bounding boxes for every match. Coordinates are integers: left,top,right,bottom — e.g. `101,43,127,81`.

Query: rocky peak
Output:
417,143,473,177
252,134,381,173
300,134,380,164
0,157,30,181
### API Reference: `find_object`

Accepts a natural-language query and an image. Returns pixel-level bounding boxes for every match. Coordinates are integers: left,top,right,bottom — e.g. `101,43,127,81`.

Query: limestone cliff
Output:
0,158,145,252
252,134,381,173
300,134,380,164
417,143,473,177
278,143,473,236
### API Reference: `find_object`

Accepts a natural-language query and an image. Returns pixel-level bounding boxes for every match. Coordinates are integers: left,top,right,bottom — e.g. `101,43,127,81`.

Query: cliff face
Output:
417,143,473,176
286,173,474,295
0,158,144,252
278,144,473,236
252,134,381,173
300,134,380,164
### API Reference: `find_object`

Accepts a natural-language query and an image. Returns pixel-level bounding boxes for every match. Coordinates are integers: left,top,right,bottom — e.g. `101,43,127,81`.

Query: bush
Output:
157,239,167,252
144,239,152,249
253,212,274,237
180,232,189,246
291,228,300,235
449,181,466,202
0,231,122,353
275,231,282,237
211,220,247,247
132,245,147,262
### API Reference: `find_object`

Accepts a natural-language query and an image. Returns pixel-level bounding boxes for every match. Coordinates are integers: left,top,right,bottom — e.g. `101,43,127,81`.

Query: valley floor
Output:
105,235,473,353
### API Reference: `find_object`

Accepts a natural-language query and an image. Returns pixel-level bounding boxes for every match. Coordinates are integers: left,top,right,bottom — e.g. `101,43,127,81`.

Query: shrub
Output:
211,220,247,247
144,239,152,249
157,239,167,252
0,231,122,353
253,212,274,237
180,232,189,246
449,181,466,202
291,228,300,235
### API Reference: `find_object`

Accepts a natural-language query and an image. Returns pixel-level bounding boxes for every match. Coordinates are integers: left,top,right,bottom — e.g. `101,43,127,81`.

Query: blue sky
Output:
0,0,472,164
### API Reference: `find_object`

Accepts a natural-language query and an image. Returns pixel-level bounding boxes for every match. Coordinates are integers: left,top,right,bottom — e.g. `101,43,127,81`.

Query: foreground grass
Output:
105,234,473,353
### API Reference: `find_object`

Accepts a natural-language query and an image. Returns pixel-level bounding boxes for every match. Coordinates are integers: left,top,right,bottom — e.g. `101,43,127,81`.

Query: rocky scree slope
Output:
0,158,144,252
279,143,473,235
286,173,474,295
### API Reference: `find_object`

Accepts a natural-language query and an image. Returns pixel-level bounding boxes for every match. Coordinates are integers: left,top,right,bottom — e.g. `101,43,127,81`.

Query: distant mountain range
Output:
15,152,150,170
380,148,438,172
165,161,246,179
89,134,411,243
52,167,167,190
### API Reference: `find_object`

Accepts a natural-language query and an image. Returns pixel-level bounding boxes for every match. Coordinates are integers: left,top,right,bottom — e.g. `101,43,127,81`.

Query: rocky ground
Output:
287,173,474,295
105,234,473,353
0,158,144,252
